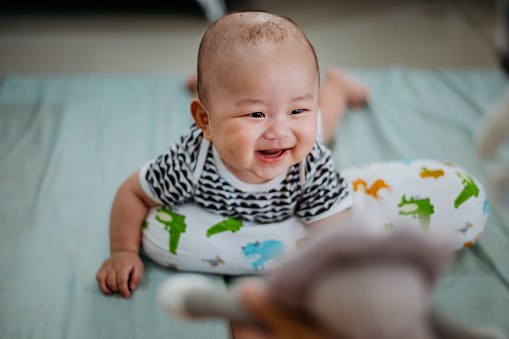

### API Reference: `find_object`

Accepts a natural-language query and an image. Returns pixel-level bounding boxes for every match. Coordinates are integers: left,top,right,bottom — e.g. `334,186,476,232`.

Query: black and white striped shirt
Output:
140,124,351,224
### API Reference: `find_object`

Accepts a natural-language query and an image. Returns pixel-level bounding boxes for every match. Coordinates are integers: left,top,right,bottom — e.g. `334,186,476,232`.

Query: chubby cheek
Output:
219,128,257,164
297,120,318,154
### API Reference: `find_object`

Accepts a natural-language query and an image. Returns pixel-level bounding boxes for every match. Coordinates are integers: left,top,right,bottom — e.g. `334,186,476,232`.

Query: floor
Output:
0,0,502,78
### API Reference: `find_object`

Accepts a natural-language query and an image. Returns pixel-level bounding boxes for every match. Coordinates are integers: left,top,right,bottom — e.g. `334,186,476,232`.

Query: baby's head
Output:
191,11,320,184
196,11,319,107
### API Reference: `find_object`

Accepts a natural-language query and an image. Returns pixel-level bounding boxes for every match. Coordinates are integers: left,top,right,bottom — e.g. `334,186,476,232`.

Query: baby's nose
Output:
263,118,291,140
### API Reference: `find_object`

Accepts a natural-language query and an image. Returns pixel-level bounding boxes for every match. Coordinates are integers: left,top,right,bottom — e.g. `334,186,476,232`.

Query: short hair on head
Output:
196,10,319,107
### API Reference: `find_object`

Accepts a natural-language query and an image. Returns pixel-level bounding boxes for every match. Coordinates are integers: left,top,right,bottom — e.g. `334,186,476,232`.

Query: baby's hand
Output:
96,251,144,299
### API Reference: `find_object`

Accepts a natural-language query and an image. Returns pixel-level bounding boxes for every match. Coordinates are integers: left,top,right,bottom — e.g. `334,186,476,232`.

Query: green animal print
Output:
454,172,479,208
155,207,187,255
206,217,243,237
398,195,434,231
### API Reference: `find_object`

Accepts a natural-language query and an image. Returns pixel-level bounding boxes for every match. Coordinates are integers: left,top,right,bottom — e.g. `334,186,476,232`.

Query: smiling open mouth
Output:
255,148,289,164
257,149,287,158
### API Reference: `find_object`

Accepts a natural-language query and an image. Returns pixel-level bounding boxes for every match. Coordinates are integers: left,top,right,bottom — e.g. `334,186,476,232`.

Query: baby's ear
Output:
190,98,211,141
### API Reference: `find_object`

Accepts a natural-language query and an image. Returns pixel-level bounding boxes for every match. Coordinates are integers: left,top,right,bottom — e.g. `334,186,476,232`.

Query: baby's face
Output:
204,42,319,184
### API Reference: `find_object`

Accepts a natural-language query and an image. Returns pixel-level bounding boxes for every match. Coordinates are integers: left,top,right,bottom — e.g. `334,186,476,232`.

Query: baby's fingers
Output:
106,269,120,294
117,267,132,299
96,268,113,295
96,253,143,298
129,264,143,291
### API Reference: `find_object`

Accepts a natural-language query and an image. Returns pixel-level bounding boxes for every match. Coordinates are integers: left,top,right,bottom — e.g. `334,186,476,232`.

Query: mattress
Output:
0,68,508,337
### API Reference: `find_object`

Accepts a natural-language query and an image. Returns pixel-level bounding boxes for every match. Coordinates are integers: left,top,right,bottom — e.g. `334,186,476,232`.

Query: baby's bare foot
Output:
325,68,369,108
185,72,198,97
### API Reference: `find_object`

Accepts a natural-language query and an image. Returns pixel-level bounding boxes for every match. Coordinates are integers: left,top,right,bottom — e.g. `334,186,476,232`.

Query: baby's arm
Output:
96,170,159,299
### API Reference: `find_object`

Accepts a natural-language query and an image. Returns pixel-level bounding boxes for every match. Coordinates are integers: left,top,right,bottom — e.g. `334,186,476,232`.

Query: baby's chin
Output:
251,163,297,183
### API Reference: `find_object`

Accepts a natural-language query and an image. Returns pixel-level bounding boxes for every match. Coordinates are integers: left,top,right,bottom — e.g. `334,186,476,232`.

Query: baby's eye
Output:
290,109,305,115
247,112,265,118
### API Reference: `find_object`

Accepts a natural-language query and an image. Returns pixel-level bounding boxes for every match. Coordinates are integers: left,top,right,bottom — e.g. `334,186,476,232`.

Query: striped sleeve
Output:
296,141,352,223
139,125,202,207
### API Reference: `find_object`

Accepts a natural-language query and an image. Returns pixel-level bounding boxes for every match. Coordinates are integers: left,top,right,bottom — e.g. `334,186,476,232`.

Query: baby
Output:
96,10,369,298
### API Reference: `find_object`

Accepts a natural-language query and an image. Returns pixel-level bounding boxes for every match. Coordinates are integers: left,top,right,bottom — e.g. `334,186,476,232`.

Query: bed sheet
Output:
0,75,228,339
0,68,508,338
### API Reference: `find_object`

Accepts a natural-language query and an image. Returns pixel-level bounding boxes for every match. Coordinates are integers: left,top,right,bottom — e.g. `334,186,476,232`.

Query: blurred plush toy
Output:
159,222,506,339
260,224,505,339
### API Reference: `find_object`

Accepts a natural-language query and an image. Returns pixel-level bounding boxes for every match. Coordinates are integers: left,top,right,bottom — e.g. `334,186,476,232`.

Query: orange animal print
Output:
419,167,445,179
352,178,393,202
462,232,481,248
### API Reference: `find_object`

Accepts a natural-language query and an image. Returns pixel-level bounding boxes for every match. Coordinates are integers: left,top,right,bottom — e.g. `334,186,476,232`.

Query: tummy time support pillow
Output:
142,159,488,275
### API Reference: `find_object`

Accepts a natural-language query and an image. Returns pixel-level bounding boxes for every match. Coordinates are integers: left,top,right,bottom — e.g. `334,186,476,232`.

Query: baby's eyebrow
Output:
234,93,314,107
290,93,314,102
235,98,265,107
